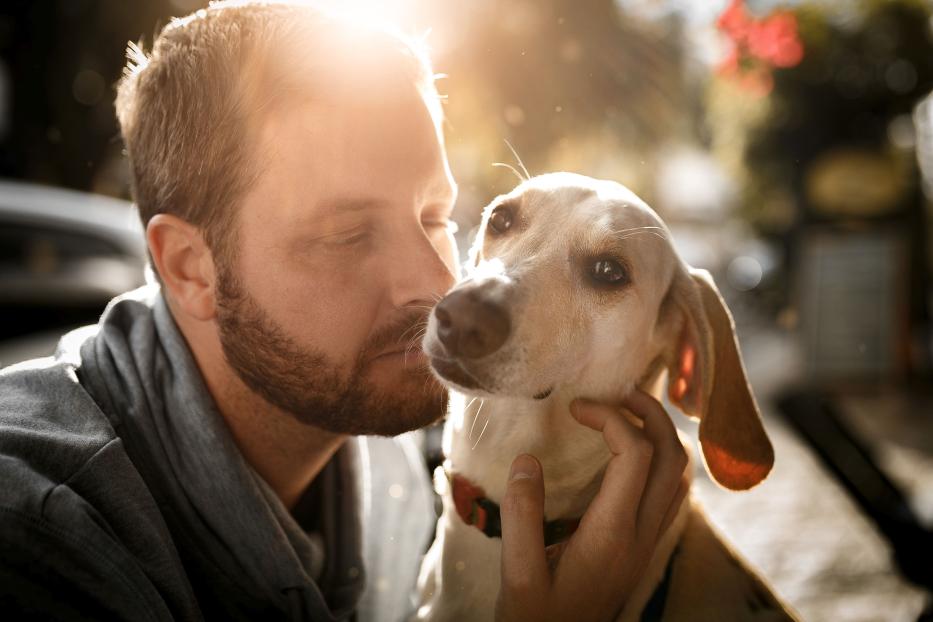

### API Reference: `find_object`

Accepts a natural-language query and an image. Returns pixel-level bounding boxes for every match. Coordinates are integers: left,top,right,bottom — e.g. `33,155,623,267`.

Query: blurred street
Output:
678,308,931,621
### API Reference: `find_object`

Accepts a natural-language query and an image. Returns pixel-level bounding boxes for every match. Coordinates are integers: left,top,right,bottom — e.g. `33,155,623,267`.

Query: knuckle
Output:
503,571,538,596
633,438,654,460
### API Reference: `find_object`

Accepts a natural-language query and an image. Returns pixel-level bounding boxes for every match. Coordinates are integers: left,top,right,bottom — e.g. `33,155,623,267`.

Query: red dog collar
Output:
448,471,580,546
447,469,676,621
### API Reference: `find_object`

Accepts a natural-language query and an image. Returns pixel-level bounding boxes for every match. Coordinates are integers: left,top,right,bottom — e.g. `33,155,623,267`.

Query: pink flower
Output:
715,0,804,96
748,12,804,68
718,0,752,43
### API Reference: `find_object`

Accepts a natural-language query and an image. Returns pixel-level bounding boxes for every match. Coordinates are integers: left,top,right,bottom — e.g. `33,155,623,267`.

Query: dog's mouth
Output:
430,353,556,401
428,355,484,391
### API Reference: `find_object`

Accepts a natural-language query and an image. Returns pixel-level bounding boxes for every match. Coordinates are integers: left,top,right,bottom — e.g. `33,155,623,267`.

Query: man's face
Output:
215,86,459,436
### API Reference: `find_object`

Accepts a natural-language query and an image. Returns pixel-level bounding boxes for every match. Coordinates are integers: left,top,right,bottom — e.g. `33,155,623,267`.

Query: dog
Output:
414,173,798,621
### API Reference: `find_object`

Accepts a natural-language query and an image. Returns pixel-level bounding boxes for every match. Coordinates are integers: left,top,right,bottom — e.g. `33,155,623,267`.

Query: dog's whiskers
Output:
468,399,482,442
609,226,668,242
610,225,665,234
618,231,667,242
420,371,435,397
492,162,525,183
504,139,531,180
471,418,491,451
468,398,486,446
405,328,428,358
398,320,426,345
471,399,491,450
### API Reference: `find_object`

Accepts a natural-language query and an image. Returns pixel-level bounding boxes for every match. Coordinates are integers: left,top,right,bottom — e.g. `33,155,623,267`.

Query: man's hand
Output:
495,390,689,622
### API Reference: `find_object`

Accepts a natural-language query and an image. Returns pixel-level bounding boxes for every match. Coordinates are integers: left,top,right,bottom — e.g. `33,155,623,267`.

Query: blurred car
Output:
0,180,146,366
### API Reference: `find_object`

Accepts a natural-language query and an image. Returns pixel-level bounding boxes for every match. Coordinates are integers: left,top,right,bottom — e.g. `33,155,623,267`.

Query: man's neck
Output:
173,304,346,510
212,371,347,510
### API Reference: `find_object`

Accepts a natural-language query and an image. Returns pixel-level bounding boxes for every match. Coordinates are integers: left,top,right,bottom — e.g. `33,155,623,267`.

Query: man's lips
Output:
372,345,425,362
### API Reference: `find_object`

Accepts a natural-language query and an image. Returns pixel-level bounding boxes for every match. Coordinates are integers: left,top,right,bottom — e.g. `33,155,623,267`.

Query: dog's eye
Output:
590,259,629,285
488,206,514,234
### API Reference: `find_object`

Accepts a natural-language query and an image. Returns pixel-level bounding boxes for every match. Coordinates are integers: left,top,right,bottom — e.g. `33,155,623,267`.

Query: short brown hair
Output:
115,1,441,269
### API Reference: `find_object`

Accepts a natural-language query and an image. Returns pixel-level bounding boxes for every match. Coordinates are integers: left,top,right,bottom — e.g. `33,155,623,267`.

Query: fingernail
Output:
509,454,538,481
620,406,644,425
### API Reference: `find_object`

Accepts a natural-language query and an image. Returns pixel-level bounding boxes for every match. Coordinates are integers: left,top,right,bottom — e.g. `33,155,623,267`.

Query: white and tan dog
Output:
415,173,797,621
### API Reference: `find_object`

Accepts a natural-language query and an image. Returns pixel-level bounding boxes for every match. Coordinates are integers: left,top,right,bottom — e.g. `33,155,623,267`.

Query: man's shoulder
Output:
0,346,119,512
0,349,192,621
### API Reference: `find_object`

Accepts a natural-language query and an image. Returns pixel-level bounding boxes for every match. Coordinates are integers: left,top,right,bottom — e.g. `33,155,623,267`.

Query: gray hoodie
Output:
0,286,435,621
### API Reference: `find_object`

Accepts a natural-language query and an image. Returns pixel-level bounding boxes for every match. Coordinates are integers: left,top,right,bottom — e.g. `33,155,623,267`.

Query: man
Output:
0,2,685,620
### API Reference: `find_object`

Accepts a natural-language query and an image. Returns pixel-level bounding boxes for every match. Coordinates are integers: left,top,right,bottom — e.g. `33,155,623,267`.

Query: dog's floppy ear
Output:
661,266,773,490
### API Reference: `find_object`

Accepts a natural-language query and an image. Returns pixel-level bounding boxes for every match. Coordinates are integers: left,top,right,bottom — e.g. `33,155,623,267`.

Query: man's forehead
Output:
258,93,431,144
310,178,457,216
253,90,447,175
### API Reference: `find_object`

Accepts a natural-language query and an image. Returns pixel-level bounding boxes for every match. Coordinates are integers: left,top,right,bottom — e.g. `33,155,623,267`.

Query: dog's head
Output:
423,172,773,490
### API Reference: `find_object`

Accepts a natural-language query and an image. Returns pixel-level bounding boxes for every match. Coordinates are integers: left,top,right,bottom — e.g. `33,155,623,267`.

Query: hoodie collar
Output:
76,286,365,621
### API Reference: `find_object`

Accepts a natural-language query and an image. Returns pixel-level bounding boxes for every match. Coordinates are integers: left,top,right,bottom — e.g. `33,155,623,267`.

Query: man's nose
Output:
389,229,457,309
433,285,511,359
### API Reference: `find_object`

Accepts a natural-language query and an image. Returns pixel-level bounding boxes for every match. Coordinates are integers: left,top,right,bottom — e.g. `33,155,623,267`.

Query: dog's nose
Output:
434,288,510,359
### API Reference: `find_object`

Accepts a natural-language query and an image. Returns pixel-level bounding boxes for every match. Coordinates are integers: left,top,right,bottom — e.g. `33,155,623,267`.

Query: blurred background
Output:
1,0,932,619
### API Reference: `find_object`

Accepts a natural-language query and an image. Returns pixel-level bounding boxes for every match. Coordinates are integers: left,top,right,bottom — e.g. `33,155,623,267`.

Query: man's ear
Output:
146,214,217,321
661,266,774,490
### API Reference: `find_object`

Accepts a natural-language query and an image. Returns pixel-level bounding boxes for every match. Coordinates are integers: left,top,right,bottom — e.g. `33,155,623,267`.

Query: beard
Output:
214,268,448,436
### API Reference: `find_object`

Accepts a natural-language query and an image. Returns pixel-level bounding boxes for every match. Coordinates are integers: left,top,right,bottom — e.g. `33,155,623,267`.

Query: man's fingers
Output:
571,399,648,456
658,473,690,536
499,454,549,596
570,400,653,540
622,391,688,537
619,390,670,425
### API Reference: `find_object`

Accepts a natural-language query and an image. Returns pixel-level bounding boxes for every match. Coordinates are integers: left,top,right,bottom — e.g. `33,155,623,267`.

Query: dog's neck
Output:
443,365,693,621
444,358,678,521
446,390,610,519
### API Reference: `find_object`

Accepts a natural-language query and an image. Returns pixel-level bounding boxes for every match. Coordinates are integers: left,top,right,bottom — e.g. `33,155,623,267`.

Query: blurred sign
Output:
798,228,908,383
805,148,910,218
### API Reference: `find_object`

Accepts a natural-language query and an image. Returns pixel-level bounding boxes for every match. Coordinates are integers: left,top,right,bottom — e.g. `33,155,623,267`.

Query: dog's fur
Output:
414,173,798,621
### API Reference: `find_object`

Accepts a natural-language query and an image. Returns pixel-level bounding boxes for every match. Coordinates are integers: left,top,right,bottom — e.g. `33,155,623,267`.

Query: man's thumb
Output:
499,454,548,589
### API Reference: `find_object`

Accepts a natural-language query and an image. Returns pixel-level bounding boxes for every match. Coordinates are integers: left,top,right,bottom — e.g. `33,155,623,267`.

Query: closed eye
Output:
321,225,372,247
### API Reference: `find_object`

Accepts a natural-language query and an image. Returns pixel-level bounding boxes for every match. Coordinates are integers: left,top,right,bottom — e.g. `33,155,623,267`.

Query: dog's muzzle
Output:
433,286,511,359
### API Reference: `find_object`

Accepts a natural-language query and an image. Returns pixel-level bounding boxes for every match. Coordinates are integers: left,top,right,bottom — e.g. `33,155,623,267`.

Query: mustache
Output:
361,307,433,361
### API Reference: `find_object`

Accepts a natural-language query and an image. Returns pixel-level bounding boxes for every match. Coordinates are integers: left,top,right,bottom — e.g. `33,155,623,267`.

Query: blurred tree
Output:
709,0,933,231
434,0,691,222
0,0,693,219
